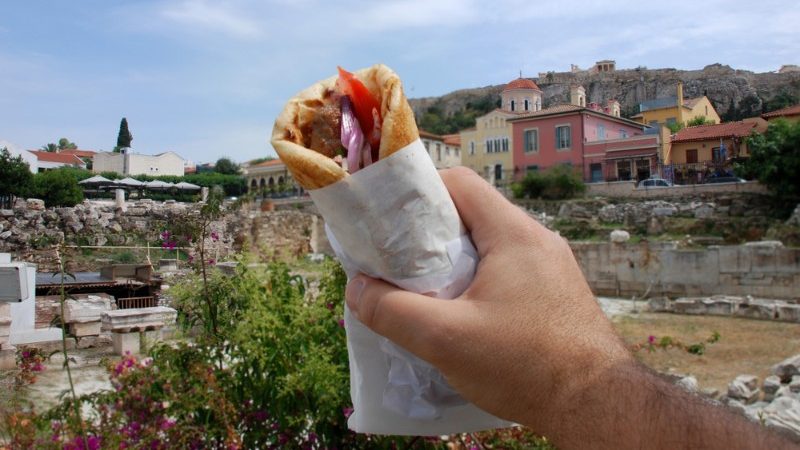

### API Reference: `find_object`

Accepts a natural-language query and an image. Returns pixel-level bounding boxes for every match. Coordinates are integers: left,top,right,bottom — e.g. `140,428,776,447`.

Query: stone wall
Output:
572,241,800,300
0,198,237,270
586,180,768,198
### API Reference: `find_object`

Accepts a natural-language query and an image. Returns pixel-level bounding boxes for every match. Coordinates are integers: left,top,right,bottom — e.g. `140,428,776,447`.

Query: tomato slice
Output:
337,66,382,152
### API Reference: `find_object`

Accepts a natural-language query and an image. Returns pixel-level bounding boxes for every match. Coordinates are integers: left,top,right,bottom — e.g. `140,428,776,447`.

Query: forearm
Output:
537,361,797,450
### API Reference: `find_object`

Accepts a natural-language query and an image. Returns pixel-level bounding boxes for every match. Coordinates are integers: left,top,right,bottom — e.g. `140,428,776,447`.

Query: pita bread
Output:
271,64,419,189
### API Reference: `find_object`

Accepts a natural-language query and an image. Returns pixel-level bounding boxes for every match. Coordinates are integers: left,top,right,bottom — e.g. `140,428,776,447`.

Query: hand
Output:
345,167,631,430
345,167,796,449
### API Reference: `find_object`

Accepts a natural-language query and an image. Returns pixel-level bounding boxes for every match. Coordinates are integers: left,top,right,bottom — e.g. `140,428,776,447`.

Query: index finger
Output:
438,167,549,257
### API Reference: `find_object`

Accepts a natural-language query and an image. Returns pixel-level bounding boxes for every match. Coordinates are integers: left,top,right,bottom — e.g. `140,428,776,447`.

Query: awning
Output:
174,181,201,190
78,175,114,186
603,153,657,161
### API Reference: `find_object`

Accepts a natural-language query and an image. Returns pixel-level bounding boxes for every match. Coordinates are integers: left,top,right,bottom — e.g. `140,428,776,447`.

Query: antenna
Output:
519,69,522,78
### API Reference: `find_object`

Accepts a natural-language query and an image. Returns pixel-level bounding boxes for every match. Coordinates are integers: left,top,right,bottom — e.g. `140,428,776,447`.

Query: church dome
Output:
502,78,541,92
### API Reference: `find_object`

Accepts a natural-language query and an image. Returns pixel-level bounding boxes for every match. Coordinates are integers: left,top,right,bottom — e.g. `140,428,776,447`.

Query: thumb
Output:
346,274,452,363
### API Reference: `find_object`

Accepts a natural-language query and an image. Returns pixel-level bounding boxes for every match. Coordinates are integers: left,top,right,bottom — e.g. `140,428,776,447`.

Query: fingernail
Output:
346,278,366,317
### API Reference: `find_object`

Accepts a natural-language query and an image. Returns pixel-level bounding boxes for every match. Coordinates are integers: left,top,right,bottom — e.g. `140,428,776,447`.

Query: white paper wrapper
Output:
309,139,511,435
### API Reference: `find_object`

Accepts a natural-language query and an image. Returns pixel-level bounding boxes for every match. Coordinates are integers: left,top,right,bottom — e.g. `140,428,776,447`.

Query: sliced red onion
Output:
341,96,365,173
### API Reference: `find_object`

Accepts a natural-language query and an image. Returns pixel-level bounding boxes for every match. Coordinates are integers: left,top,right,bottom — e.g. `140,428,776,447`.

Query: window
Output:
486,139,492,153
526,165,539,175
455,149,460,157
617,160,632,181
590,163,603,182
649,120,659,128
446,147,450,156
436,144,441,161
620,129,628,138
597,124,606,140
494,164,503,181
510,100,515,111
523,129,539,153
686,149,698,164
503,138,509,152
555,125,571,150
469,141,475,155
524,99,529,111
666,117,677,126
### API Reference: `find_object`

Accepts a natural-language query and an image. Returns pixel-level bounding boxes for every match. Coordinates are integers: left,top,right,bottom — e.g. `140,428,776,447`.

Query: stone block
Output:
69,321,102,337
791,376,800,394
140,330,162,352
0,317,10,338
727,374,760,404
102,306,177,333
647,296,671,312
701,298,733,316
112,332,140,355
776,304,800,323
609,229,630,243
734,302,775,320
672,298,706,315
0,302,9,317
0,346,15,370
772,354,800,383
25,199,45,210
764,375,781,402
762,397,800,435
64,296,112,323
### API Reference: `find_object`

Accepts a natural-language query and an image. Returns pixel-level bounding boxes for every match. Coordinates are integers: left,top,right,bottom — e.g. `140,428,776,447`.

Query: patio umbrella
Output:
174,181,202,191
78,175,114,187
144,180,174,190
114,177,146,188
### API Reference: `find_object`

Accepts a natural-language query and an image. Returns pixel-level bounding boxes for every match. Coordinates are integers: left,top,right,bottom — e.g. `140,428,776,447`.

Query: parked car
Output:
705,176,746,184
637,177,673,188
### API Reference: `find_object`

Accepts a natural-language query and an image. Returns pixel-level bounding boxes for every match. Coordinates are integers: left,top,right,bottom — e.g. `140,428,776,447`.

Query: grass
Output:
613,313,800,393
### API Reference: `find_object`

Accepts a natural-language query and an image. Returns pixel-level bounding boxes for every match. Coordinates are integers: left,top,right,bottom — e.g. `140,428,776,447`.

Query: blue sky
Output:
1,0,798,165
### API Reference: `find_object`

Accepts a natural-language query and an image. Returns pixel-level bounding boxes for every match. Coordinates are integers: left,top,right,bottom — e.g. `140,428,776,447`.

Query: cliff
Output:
409,64,800,133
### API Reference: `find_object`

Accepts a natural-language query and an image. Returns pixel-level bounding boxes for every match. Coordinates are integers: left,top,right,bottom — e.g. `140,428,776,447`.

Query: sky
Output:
1,1,798,165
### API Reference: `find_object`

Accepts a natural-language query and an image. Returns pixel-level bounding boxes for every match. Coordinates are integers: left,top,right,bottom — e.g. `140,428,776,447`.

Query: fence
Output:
0,194,14,209
117,296,158,309
599,159,739,186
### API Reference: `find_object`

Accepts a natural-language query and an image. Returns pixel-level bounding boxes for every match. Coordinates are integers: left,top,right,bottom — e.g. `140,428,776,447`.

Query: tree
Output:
739,119,800,203
687,116,715,127
40,143,58,152
32,168,84,207
57,138,78,151
0,148,34,202
116,117,133,150
213,157,240,175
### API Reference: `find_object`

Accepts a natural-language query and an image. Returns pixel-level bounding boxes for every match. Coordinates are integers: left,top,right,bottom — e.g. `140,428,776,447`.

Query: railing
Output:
117,296,157,309
0,194,14,209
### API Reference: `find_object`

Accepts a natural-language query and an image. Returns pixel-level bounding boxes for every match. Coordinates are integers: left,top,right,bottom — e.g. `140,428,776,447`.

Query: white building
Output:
28,150,86,172
0,139,38,172
420,130,461,169
93,149,186,176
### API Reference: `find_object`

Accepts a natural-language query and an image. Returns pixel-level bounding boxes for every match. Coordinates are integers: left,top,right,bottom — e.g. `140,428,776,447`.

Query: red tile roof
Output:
252,159,284,168
508,103,584,119
762,104,800,119
28,150,86,165
503,78,541,92
60,149,96,158
442,134,461,146
671,120,766,143
419,130,444,141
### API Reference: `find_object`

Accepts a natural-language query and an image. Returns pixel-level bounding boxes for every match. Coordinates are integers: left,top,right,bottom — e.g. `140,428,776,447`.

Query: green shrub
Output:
32,168,85,207
512,166,586,200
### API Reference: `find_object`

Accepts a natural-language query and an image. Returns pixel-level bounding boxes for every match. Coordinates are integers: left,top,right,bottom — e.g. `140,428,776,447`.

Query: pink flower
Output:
207,258,216,265
210,231,219,242
160,231,170,240
342,406,354,418
338,319,344,328
648,335,656,344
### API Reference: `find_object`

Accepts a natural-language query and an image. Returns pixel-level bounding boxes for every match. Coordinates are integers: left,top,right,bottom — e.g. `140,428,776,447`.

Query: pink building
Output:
508,102,654,182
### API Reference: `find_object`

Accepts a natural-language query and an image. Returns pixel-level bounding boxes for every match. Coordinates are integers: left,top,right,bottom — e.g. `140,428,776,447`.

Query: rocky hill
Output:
409,64,800,134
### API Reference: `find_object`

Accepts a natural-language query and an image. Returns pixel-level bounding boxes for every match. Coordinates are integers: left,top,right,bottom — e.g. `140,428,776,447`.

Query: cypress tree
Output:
116,118,133,149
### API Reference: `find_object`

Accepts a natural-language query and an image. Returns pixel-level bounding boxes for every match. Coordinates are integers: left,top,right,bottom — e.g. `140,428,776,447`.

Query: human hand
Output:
344,167,632,433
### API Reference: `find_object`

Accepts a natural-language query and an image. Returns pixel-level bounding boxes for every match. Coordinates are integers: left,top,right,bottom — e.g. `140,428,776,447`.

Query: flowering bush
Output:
15,348,46,385
632,331,721,355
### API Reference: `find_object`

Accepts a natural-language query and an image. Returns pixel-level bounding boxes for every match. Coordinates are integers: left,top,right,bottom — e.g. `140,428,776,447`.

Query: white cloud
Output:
158,0,264,39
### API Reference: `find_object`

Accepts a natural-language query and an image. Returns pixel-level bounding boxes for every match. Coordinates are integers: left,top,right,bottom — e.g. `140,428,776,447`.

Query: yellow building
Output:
667,119,767,165
762,104,800,123
632,82,720,128
459,78,542,187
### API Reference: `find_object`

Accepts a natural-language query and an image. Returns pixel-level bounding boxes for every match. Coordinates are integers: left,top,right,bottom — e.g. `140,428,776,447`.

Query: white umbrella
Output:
78,175,114,186
144,180,174,190
174,181,202,191
114,177,145,188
